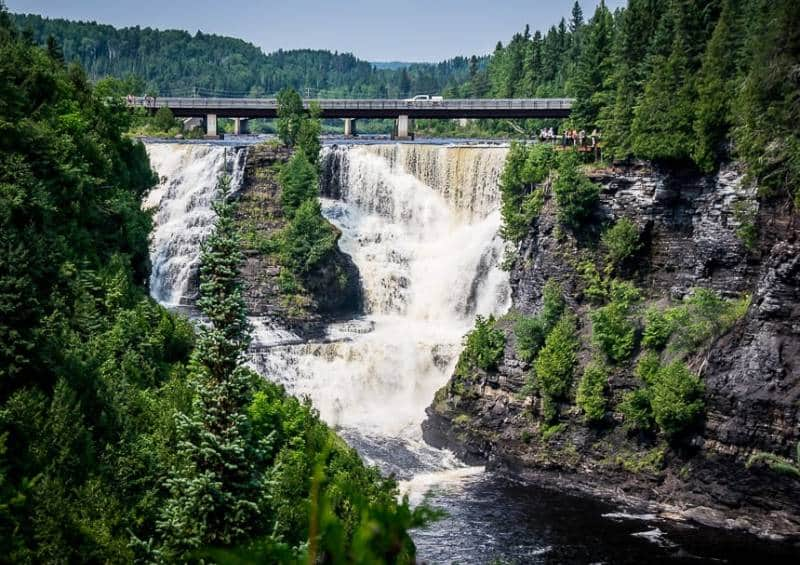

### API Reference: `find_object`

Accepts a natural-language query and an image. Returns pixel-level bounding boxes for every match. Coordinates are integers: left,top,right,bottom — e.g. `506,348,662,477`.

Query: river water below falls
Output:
143,140,796,564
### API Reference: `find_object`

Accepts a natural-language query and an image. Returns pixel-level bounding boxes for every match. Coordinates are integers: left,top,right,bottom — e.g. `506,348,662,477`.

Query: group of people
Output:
126,94,158,107
538,127,600,148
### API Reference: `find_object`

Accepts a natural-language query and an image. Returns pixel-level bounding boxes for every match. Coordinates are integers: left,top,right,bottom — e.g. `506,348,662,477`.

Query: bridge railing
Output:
128,97,574,111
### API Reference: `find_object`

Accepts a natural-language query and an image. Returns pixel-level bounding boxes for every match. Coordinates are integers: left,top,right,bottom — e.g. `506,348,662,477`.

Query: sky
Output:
6,0,627,62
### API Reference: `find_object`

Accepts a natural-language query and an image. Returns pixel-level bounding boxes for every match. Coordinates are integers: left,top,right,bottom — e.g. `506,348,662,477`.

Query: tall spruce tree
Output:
157,176,263,559
692,0,741,171
571,0,615,129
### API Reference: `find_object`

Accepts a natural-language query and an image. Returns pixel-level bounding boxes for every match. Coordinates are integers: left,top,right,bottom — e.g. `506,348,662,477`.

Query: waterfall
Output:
144,143,247,306
249,143,511,471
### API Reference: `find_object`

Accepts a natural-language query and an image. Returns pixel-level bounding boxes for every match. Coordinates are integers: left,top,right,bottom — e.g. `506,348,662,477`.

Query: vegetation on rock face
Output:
576,362,609,424
514,279,565,363
534,313,579,421
602,218,641,269
590,280,641,363
499,142,557,242
552,151,600,230
456,315,506,376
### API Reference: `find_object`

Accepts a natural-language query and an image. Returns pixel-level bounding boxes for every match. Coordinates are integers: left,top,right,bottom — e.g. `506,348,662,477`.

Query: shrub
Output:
552,151,600,229
619,388,655,432
576,362,609,423
500,143,557,242
642,307,674,350
590,281,640,363
602,218,641,268
577,260,609,304
514,279,564,363
650,361,705,437
534,313,579,401
634,351,661,384
668,289,750,352
515,315,547,363
457,315,506,375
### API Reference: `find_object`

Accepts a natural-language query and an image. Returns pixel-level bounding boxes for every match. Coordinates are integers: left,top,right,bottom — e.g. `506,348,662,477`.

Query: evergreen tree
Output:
631,25,696,162
571,0,615,129
276,86,304,147
692,0,741,171
279,151,319,217
157,176,262,558
570,1,585,33
733,0,800,205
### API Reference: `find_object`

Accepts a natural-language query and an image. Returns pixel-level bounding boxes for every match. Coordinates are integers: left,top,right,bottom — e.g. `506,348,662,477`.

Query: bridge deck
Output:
129,97,573,119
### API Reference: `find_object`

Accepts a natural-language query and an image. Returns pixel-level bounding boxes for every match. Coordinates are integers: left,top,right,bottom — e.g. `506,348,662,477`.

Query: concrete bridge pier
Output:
205,113,218,138
394,114,414,140
343,118,357,137
233,118,249,135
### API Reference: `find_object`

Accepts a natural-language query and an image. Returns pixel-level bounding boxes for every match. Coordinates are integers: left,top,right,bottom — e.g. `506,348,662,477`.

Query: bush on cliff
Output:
499,142,557,242
650,361,705,438
279,151,319,217
456,315,506,376
601,218,641,269
590,280,640,363
534,313,579,416
514,279,565,363
552,151,600,230
576,362,609,424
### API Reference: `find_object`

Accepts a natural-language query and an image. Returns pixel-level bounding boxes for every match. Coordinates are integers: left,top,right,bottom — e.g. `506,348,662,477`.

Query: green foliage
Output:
153,106,177,132
12,13,475,101
634,350,661,384
746,451,800,480
457,315,506,375
576,362,609,423
514,279,564,362
279,151,319,217
732,200,759,252
642,307,674,350
279,199,338,275
619,388,656,432
276,87,305,147
668,288,750,352
650,361,705,438
601,218,641,268
590,280,640,363
499,142,557,242
552,151,600,230
534,313,579,407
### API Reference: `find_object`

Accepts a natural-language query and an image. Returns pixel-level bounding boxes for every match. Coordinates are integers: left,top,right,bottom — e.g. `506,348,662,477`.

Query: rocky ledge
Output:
235,143,361,337
423,161,800,541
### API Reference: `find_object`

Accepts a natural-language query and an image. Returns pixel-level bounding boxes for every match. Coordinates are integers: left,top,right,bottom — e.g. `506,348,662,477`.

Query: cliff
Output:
235,143,361,335
423,161,800,540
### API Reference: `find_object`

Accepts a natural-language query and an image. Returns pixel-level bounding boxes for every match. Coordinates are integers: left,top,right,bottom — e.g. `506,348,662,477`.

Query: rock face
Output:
235,143,361,336
423,162,800,539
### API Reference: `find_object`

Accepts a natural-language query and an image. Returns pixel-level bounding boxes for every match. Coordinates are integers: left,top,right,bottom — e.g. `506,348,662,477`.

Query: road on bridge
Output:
129,97,573,119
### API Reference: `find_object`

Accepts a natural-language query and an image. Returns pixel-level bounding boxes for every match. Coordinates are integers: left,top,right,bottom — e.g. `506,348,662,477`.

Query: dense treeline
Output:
459,0,799,203
11,12,475,99
0,5,426,562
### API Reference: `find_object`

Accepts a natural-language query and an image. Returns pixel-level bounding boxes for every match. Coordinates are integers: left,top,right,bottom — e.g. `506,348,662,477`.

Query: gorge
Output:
143,139,799,563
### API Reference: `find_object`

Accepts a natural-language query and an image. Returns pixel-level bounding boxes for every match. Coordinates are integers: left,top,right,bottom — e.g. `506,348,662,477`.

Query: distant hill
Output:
371,61,416,70
11,13,472,98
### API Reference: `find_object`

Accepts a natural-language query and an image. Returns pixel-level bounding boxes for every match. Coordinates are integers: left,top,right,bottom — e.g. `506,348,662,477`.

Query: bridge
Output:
129,97,573,139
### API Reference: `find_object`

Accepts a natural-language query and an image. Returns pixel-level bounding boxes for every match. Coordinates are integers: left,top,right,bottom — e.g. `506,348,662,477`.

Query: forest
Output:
0,5,430,562
10,12,476,99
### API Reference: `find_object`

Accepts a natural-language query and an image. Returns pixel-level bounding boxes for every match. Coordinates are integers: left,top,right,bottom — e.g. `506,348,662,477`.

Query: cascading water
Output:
248,144,511,468
144,143,247,306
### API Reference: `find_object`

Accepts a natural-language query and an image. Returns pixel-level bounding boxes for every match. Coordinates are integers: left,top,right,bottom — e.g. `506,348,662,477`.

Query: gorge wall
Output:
423,161,800,540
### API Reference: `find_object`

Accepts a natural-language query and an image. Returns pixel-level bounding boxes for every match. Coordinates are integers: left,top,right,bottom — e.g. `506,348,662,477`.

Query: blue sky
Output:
6,0,627,61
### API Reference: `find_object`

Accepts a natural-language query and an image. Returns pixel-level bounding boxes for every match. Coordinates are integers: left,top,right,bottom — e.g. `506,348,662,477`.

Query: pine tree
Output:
157,176,263,559
279,151,319,217
631,22,696,162
276,86,304,147
692,0,740,171
571,0,615,129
